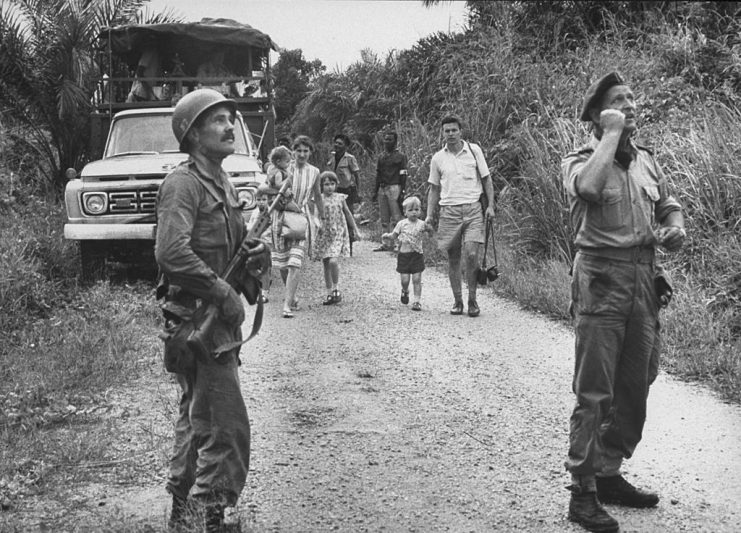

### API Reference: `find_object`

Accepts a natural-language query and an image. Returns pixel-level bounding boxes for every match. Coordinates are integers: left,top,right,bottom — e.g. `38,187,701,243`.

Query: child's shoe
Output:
411,302,422,311
400,290,409,305
322,293,335,306
332,289,342,303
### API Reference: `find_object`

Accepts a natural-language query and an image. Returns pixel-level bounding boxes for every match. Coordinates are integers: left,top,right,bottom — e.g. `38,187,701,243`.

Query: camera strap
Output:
482,218,498,270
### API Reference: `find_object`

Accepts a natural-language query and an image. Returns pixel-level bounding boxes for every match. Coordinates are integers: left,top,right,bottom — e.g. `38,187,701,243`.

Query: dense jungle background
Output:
1,0,740,513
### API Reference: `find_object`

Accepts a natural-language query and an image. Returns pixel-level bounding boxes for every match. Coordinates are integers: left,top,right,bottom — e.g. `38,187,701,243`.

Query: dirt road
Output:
7,240,741,532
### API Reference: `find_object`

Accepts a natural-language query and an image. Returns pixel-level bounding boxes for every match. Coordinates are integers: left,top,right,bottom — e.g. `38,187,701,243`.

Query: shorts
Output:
396,251,425,274
436,202,485,252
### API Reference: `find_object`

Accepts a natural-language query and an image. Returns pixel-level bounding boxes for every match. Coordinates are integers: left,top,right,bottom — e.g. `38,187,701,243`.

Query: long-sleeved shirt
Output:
155,158,246,301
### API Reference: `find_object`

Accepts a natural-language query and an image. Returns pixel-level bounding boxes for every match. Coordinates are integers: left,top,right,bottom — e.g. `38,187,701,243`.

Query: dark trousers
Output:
167,349,250,506
566,251,659,477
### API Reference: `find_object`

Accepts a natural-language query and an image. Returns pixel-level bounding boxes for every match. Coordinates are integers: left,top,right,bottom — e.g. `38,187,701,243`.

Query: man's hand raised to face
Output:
600,109,626,135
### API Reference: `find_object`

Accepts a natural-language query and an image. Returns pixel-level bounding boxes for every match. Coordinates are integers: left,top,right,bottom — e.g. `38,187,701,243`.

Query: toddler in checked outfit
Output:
381,196,432,311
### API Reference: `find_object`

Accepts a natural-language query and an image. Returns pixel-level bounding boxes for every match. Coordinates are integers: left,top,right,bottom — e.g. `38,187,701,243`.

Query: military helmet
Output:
171,88,237,152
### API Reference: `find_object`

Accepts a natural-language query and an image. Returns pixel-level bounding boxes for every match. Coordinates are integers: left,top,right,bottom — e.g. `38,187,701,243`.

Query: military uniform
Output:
561,137,681,479
155,158,251,508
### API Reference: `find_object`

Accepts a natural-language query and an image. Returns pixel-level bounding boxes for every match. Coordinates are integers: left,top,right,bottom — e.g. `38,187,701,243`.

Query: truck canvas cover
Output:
100,17,278,68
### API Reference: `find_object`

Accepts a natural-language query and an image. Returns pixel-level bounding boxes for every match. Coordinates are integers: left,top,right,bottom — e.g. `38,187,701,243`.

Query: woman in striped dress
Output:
271,135,324,318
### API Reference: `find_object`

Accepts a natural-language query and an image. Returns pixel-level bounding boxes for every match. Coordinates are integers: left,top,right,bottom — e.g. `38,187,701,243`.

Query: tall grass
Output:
0,198,163,509
480,66,741,402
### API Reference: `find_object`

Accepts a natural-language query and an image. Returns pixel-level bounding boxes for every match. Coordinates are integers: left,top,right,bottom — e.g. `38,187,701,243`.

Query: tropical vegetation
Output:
0,0,740,518
285,0,741,401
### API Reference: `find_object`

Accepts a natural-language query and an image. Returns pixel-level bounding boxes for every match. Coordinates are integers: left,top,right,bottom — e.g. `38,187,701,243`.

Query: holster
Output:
655,267,673,309
158,298,198,374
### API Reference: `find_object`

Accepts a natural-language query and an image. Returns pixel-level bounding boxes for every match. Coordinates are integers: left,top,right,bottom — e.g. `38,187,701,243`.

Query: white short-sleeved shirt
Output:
428,142,488,206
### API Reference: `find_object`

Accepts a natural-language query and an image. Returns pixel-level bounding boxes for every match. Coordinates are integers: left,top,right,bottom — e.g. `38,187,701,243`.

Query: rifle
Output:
187,180,291,359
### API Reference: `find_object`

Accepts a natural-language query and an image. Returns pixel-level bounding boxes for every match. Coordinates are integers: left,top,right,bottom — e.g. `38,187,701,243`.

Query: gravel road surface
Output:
6,240,741,532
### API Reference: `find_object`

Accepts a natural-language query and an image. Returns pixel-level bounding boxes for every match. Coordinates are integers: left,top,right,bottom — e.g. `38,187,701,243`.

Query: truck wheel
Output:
80,241,107,282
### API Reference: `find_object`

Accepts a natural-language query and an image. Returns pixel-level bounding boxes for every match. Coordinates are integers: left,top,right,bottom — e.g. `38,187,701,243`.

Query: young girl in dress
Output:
313,171,360,305
381,196,432,311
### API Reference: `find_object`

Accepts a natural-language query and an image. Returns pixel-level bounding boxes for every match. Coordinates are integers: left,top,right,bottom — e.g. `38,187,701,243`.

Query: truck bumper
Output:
64,224,156,240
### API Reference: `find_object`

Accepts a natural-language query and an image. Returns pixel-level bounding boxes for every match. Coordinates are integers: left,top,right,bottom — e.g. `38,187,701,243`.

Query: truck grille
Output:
109,190,158,213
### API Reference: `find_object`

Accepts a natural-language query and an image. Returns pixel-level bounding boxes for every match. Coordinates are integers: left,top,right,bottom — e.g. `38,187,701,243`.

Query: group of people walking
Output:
154,68,685,533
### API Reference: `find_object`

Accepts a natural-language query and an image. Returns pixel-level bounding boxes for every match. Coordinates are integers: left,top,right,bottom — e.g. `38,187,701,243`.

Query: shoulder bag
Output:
281,210,309,240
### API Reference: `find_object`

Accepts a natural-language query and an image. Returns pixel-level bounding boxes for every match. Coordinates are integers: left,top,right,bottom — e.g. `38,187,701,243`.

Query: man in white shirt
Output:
425,115,496,317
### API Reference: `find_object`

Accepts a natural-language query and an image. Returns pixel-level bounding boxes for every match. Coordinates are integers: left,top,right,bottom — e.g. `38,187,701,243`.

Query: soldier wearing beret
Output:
561,72,685,533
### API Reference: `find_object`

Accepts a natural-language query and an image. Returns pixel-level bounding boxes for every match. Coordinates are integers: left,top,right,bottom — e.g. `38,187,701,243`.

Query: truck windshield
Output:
104,112,252,157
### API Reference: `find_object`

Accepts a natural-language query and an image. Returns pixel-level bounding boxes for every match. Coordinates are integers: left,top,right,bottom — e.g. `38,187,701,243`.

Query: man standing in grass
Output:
156,89,259,532
425,115,496,317
561,72,686,533
372,130,408,251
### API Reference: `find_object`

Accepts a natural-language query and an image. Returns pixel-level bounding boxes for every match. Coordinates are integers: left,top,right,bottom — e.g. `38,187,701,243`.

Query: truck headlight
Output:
237,188,255,210
82,192,108,215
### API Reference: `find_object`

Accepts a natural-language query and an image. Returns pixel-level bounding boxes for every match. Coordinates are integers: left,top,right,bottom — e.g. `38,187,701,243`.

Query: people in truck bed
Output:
126,47,161,102
197,50,241,98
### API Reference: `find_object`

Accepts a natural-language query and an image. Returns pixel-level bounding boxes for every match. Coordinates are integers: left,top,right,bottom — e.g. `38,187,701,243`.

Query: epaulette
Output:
564,146,594,159
634,143,654,155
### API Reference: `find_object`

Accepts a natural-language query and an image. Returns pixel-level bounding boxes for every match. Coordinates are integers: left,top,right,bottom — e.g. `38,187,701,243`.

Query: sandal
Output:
400,290,409,305
411,302,422,311
322,294,335,306
282,309,294,318
332,289,341,303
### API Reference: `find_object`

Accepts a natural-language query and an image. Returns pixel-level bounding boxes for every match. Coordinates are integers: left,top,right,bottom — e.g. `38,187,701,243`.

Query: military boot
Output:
204,503,225,533
567,485,620,533
596,475,659,508
168,494,190,531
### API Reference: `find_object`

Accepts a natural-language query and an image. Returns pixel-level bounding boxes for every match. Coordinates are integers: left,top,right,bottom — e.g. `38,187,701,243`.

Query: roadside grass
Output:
0,199,164,511
477,97,741,403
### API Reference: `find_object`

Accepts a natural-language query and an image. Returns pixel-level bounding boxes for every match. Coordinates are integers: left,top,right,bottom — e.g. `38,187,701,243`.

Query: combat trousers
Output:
378,184,402,231
167,349,250,507
566,250,658,477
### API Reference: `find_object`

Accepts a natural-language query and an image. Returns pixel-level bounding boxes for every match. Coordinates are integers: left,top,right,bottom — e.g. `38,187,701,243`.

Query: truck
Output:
63,18,278,280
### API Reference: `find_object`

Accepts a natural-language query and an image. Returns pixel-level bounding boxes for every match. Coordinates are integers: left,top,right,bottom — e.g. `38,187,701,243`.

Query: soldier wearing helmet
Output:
155,88,251,531
561,73,685,533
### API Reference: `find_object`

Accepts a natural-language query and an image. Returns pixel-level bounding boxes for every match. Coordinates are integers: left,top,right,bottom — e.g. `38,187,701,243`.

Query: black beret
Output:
580,71,626,122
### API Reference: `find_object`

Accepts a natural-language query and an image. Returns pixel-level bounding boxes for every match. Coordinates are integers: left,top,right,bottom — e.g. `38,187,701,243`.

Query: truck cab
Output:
63,18,277,280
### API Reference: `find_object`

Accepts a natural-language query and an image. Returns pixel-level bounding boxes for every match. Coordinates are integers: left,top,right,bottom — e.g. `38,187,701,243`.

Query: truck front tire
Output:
80,241,107,282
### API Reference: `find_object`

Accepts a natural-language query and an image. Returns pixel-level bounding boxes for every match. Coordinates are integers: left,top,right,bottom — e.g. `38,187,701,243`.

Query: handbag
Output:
476,218,499,285
281,210,309,240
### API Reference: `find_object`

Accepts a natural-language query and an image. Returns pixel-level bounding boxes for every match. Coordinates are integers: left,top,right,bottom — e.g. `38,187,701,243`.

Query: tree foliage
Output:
272,48,325,127
291,1,741,149
0,0,179,198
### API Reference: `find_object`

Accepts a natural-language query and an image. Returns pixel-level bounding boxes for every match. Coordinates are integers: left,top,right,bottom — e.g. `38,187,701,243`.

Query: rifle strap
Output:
212,298,264,357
